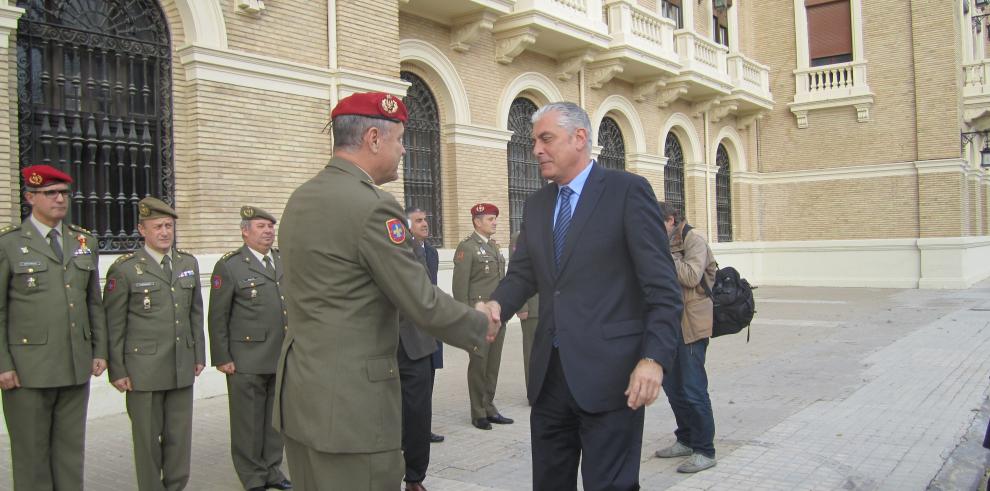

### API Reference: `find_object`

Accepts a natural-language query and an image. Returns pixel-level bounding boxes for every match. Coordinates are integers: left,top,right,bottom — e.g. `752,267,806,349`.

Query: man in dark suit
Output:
398,206,444,491
484,101,683,491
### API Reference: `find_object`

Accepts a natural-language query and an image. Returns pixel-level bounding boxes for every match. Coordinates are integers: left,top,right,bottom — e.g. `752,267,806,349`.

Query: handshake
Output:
474,300,502,343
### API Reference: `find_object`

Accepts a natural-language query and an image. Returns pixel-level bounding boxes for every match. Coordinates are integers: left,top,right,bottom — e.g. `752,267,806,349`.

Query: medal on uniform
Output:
135,264,144,275
485,264,490,273
74,235,90,256
26,277,36,288
19,247,28,254
250,288,258,299
143,296,151,310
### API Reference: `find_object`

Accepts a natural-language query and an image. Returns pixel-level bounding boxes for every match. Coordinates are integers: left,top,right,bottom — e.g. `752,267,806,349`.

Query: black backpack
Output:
699,266,756,341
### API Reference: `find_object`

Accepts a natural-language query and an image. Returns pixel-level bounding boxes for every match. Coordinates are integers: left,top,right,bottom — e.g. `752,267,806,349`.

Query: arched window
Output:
596,116,625,171
507,97,540,236
16,0,173,252
715,143,732,242
400,71,443,246
664,133,686,219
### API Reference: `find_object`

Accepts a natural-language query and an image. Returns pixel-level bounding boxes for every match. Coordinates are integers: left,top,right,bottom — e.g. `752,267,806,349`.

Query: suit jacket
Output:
424,242,444,369
208,245,287,374
104,248,205,391
398,241,439,361
0,221,106,387
491,163,683,413
274,157,488,454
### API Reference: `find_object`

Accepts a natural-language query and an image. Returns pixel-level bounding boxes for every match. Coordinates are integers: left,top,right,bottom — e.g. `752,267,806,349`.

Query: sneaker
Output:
676,453,716,473
654,441,693,458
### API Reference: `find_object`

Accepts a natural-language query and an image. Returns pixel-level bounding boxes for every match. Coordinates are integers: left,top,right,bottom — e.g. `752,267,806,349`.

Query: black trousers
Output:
398,342,435,484
531,349,644,491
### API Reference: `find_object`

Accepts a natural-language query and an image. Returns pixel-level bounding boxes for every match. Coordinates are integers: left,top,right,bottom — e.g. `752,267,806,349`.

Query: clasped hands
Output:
474,300,502,343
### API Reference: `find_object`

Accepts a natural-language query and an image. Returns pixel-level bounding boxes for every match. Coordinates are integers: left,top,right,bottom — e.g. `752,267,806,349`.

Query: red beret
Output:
471,203,499,217
22,165,72,188
331,92,408,124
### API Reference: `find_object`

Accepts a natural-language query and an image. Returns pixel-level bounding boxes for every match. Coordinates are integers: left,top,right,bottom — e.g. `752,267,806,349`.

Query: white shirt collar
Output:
28,215,62,240
246,245,272,264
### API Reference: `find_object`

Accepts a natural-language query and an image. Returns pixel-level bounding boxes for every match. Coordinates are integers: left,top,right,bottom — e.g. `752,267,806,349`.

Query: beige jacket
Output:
670,225,717,344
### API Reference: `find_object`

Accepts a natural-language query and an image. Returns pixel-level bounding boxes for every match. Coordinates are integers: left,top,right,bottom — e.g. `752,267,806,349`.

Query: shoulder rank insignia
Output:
386,218,406,245
0,225,20,237
113,253,135,266
220,250,237,262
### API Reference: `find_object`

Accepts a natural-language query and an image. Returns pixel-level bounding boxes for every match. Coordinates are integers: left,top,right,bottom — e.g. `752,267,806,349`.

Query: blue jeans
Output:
661,338,715,458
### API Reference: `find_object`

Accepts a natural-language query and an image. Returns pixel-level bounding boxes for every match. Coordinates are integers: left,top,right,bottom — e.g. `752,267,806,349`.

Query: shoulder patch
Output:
454,250,465,262
386,218,406,245
211,275,223,289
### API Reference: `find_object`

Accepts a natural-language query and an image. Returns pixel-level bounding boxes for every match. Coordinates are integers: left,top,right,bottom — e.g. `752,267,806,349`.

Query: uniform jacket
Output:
490,163,683,413
208,245,287,374
0,220,106,387
398,241,439,361
274,157,488,454
104,248,205,391
671,226,717,344
452,231,506,305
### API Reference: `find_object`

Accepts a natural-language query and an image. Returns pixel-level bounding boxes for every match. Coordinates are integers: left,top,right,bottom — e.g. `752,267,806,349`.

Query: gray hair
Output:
332,114,398,152
531,102,593,152
239,219,251,230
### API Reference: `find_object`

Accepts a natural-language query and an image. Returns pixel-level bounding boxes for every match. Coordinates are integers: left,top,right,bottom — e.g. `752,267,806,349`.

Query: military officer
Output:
452,203,513,430
275,91,498,491
0,165,106,490
104,197,205,491
510,230,539,395
208,206,292,491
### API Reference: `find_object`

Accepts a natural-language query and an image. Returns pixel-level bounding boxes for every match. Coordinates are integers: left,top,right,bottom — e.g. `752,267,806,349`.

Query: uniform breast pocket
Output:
71,257,96,286
477,257,496,276
237,278,266,304
131,282,163,313
11,259,48,294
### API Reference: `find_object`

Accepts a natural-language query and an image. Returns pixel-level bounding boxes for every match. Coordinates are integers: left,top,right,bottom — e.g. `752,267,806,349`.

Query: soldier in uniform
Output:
0,165,106,490
510,230,539,395
275,91,498,491
452,203,513,430
208,206,292,491
104,197,206,491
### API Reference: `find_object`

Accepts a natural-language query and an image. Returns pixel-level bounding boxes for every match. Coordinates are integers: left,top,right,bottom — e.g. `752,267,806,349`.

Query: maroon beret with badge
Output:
330,92,408,124
22,165,73,189
471,203,499,217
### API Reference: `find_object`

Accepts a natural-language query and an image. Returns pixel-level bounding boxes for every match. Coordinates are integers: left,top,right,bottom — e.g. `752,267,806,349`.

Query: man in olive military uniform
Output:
275,91,498,491
510,230,539,395
452,203,513,430
0,165,107,490
104,197,205,491
209,206,292,491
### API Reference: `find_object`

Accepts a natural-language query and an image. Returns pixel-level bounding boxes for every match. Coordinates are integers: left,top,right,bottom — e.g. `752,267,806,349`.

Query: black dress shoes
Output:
267,479,293,490
487,413,514,425
473,418,493,430
430,432,445,443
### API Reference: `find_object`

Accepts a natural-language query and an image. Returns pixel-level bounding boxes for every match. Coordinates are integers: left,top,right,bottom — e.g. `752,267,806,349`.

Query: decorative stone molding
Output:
633,79,666,103
793,110,809,129
556,49,595,82
735,111,764,131
451,11,497,53
236,0,265,16
691,97,721,117
710,102,738,123
495,28,537,65
0,2,24,49
587,60,624,89
443,124,513,150
657,83,688,108
854,102,871,123
627,153,664,172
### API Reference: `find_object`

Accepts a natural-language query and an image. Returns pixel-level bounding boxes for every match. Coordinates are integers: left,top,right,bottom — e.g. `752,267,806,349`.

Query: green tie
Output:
48,229,63,263
264,255,275,277
161,255,172,279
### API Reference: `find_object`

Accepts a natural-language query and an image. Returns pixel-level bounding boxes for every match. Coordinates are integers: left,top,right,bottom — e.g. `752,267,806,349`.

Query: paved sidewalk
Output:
3,283,990,490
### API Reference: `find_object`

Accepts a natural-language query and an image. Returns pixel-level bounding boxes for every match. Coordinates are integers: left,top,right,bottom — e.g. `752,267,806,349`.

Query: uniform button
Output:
280,296,284,300
171,287,175,292
174,303,179,308
70,322,75,327
176,337,180,342
175,320,179,324
68,303,74,308
133,347,139,352
283,310,287,315
27,268,33,273
284,325,288,330
65,284,70,288
21,338,27,344
388,369,394,375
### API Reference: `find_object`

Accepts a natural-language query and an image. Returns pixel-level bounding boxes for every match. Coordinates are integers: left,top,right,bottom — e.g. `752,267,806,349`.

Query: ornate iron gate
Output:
596,116,625,171
16,0,173,252
507,97,540,237
664,133,686,219
716,143,732,242
400,71,443,247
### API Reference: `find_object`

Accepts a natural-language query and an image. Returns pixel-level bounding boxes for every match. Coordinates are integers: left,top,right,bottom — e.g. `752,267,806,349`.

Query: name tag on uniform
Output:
18,261,42,268
177,270,194,278
134,281,157,288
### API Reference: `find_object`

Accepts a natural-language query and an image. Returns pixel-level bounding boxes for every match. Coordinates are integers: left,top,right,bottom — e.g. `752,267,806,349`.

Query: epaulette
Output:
0,224,20,237
67,223,92,235
113,253,135,266
219,250,238,263
176,249,194,257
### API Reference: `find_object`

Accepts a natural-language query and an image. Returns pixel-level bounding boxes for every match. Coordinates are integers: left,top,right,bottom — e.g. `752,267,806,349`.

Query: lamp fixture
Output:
961,130,990,168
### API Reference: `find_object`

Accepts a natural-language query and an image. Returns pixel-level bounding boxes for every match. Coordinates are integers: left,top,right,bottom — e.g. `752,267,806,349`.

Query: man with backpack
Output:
654,202,718,473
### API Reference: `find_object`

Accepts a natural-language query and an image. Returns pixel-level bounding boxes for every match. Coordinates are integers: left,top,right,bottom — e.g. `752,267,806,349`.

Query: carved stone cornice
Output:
633,79,666,103
450,11,498,53
556,49,595,82
587,60,624,89
736,111,765,130
657,82,688,108
691,97,721,117
710,102,738,123
495,28,537,65
236,0,265,16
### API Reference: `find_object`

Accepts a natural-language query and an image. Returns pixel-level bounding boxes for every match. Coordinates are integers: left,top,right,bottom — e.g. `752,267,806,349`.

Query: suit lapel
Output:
134,248,171,284
557,164,605,274
22,221,60,264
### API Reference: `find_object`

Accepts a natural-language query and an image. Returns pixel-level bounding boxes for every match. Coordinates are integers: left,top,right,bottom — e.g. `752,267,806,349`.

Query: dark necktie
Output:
264,255,275,277
161,255,172,279
553,186,574,269
48,229,63,263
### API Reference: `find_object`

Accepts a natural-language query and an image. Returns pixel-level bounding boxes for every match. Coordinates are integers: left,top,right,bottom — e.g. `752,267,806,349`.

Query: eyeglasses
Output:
32,189,71,199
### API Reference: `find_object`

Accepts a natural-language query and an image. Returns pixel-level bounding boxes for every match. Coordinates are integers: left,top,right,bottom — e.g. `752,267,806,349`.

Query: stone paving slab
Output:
3,283,990,490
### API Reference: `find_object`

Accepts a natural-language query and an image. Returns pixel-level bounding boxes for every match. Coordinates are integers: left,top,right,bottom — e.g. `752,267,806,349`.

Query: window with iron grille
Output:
715,143,732,242
16,0,173,253
596,116,625,171
664,133,685,220
507,98,540,237
400,71,443,247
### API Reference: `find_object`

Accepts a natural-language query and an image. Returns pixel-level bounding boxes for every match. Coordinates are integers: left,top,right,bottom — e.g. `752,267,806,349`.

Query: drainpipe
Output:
704,111,713,241
578,67,586,109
